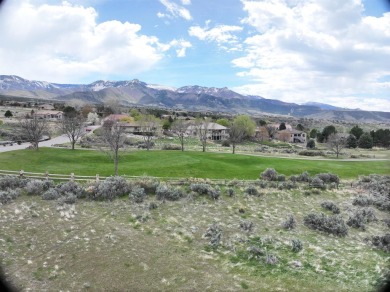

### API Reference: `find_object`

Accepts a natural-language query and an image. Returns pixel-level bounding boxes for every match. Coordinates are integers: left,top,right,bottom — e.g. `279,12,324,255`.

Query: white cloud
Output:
181,0,191,5
158,0,192,21
0,0,187,83
232,0,390,111
169,39,192,57
189,23,243,51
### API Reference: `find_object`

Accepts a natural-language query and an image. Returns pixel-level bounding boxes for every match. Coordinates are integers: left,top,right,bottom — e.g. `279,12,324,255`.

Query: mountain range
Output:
1,75,389,122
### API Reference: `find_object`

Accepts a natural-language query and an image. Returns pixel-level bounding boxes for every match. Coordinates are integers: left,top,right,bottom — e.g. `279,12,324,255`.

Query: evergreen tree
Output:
358,132,373,149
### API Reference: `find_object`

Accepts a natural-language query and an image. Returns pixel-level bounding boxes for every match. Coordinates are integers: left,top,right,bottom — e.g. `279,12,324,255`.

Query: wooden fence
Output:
0,169,256,185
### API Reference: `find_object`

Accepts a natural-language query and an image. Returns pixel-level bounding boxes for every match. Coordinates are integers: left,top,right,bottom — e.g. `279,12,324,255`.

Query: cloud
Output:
189,22,243,51
232,0,390,111
169,39,192,57
0,0,187,83
158,0,192,21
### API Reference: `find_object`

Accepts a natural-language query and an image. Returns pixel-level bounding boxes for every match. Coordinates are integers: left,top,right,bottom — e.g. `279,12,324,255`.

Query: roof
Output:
104,114,131,121
278,129,305,134
187,122,228,130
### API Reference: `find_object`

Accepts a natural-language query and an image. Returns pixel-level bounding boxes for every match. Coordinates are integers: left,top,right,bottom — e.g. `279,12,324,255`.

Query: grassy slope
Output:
0,148,389,179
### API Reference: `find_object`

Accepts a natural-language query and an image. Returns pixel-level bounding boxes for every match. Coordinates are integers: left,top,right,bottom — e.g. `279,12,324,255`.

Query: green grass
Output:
0,148,389,179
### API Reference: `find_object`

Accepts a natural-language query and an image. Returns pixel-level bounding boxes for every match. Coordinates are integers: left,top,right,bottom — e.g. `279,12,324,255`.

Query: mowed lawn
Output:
0,148,389,179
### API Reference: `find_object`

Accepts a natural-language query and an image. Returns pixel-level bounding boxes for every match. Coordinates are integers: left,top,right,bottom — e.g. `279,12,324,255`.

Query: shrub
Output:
298,150,324,156
56,181,85,198
239,220,254,232
247,246,265,257
353,195,374,207
129,187,146,203
255,180,268,188
42,188,61,200
278,181,297,190
297,171,311,182
221,140,230,147
321,201,340,214
310,177,325,189
261,168,278,181
277,174,286,182
161,144,181,150
135,176,159,194
58,193,77,205
291,239,303,252
306,139,315,149
227,178,241,187
347,208,377,230
91,176,132,201
245,185,259,196
0,188,20,204
25,180,46,196
282,215,297,230
0,175,29,189
289,175,298,182
370,234,390,253
156,184,184,201
303,213,348,237
148,202,158,210
204,222,222,247
317,173,340,184
190,183,220,200
265,254,278,265
226,187,235,197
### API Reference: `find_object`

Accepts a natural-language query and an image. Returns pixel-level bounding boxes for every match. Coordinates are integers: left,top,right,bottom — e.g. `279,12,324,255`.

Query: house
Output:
255,126,270,141
38,103,55,110
276,129,307,143
34,111,63,120
186,122,229,141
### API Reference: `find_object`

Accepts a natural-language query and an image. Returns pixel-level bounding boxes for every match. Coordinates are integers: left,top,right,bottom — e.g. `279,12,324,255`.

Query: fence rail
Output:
0,169,257,185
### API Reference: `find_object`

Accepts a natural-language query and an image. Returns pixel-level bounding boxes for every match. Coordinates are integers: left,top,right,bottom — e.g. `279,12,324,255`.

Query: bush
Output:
265,254,278,265
129,187,146,203
90,176,132,201
0,188,21,204
353,195,374,207
317,173,340,184
190,183,220,200
347,208,377,230
0,175,29,189
306,139,316,149
291,239,303,252
42,188,61,200
226,187,235,197
204,222,222,247
278,181,297,190
58,193,77,205
298,150,324,156
370,234,390,252
310,177,325,189
303,213,348,237
277,174,286,182
25,180,45,196
261,168,278,181
221,140,230,147
239,220,254,232
161,144,181,150
297,171,311,182
135,176,159,194
156,184,184,201
56,181,85,198
321,201,340,214
282,215,297,230
245,185,259,196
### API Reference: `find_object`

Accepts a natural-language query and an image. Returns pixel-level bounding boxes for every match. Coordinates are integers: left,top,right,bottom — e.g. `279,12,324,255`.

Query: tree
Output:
346,134,357,148
309,129,318,139
229,121,245,154
216,118,229,127
318,125,336,143
194,118,211,152
327,133,347,158
104,97,122,114
60,113,86,150
257,119,267,126
279,122,286,130
296,123,304,131
234,115,256,138
371,129,390,148
139,114,161,151
171,119,189,151
306,139,315,149
350,125,364,140
358,132,373,149
266,125,276,139
4,110,12,118
87,112,100,125
19,115,49,150
100,119,126,176
162,119,171,131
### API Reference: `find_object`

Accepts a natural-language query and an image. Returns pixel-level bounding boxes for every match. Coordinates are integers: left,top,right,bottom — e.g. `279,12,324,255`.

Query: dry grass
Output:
0,182,389,291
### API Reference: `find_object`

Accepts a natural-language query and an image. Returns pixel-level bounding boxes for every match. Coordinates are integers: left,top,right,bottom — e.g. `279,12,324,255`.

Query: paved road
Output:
0,126,100,153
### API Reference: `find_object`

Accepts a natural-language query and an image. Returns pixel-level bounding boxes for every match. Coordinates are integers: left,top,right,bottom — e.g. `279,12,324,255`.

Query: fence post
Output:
70,173,74,181
45,171,49,180
19,170,24,178
96,174,100,182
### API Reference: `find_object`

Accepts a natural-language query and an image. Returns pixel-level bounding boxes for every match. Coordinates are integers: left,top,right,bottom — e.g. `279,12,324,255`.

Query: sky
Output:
0,0,389,111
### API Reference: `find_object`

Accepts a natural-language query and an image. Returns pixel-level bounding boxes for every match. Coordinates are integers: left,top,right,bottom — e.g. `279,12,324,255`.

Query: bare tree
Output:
60,113,86,150
195,118,211,152
327,133,347,158
171,119,189,151
139,114,161,151
19,115,49,150
266,125,276,139
229,121,244,154
100,119,126,176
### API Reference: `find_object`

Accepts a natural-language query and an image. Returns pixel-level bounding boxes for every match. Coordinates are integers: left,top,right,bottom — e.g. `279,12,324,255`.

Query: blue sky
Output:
0,0,389,111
